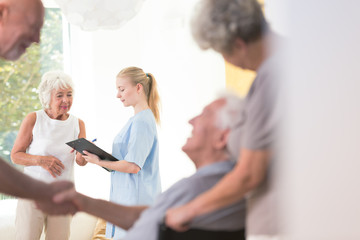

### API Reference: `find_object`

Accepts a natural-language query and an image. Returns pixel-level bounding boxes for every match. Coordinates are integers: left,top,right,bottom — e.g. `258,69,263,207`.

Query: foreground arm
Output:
38,188,147,230
0,158,49,199
0,158,75,209
166,149,270,231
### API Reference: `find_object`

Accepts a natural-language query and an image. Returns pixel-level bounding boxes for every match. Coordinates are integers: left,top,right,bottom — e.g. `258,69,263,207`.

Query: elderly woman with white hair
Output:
11,70,87,240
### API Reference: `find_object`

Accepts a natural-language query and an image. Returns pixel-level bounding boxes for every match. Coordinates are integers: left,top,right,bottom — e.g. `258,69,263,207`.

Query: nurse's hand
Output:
82,151,101,165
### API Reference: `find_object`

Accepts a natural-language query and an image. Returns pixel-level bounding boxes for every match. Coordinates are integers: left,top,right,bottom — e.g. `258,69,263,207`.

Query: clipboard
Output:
66,138,119,172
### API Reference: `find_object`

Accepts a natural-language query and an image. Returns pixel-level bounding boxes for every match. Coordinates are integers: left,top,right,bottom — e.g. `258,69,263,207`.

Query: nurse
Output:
82,66,161,239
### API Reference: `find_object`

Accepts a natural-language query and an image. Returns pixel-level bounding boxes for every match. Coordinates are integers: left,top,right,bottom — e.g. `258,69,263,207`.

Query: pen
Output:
91,138,97,143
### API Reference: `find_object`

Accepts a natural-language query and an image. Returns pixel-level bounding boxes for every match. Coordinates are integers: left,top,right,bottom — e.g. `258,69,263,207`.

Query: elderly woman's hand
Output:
39,156,65,178
75,152,87,166
69,148,87,166
82,151,101,165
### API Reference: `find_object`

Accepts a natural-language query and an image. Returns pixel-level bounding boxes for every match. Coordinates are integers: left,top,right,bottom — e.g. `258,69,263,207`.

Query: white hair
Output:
215,92,245,130
214,92,245,162
38,71,74,109
191,0,267,54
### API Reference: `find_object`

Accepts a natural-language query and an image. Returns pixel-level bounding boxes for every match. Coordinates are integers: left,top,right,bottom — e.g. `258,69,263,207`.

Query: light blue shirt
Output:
106,109,161,239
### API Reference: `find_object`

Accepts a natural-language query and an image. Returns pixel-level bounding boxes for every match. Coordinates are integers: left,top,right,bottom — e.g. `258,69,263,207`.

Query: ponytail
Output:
146,73,161,125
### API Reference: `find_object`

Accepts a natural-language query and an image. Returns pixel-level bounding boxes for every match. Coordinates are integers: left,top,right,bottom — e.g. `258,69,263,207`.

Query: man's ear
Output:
214,129,230,150
0,3,9,23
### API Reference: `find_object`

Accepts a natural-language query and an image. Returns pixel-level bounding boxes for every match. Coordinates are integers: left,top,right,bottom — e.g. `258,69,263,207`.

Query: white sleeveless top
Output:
23,110,80,183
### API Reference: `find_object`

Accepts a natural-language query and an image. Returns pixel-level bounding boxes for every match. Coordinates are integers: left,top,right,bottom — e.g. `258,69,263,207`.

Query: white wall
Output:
266,0,360,239
66,0,225,199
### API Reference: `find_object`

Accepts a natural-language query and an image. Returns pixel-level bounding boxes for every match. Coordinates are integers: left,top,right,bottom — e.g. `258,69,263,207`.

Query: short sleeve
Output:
124,119,155,168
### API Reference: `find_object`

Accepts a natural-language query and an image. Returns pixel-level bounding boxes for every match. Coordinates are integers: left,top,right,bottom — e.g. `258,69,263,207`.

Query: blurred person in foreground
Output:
38,94,247,240
0,0,44,60
165,0,280,239
11,71,87,240
0,0,76,218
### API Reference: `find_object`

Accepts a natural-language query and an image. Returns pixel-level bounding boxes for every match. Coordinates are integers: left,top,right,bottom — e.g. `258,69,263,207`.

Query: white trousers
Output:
15,199,71,240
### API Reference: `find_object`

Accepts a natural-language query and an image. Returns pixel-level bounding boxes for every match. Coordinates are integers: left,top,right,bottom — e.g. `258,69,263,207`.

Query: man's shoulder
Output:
161,162,234,203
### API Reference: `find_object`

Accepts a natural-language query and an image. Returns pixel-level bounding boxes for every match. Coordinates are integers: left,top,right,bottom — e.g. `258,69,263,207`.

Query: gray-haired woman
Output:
11,70,87,240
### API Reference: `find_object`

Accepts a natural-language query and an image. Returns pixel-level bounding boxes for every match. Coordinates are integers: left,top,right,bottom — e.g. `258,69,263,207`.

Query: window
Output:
0,8,65,200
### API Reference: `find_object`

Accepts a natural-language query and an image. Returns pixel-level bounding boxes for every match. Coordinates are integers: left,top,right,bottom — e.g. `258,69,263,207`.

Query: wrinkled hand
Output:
36,181,77,215
82,151,100,165
165,205,194,232
40,156,65,178
70,148,87,166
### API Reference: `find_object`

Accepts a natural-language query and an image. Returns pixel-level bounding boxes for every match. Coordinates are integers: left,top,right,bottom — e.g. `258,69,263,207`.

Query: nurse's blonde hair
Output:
117,67,161,125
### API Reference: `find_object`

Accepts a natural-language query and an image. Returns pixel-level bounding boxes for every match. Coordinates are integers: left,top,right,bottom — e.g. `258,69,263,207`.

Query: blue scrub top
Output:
106,109,161,239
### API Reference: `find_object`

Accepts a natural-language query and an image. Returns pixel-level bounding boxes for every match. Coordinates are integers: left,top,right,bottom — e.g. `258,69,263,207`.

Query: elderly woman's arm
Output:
11,112,65,178
75,119,87,166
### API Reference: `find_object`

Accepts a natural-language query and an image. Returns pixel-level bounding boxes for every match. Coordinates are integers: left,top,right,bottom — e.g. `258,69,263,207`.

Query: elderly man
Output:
166,0,280,239
0,0,44,60
38,94,246,240
0,0,75,210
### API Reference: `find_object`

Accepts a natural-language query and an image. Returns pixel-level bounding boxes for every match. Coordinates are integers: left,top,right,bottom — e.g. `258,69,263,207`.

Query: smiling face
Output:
116,76,140,107
182,98,226,158
0,0,44,60
47,87,73,119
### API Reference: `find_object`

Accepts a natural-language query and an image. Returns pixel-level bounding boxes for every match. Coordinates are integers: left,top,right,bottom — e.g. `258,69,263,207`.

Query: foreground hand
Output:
40,156,65,178
36,181,77,215
82,151,100,164
165,205,194,232
53,186,86,212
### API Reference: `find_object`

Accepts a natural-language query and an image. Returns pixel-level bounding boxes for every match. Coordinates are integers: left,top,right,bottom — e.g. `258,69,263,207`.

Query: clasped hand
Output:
36,181,81,216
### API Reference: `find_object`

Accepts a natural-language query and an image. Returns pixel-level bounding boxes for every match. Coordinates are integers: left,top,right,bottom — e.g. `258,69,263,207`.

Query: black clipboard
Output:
66,138,119,172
